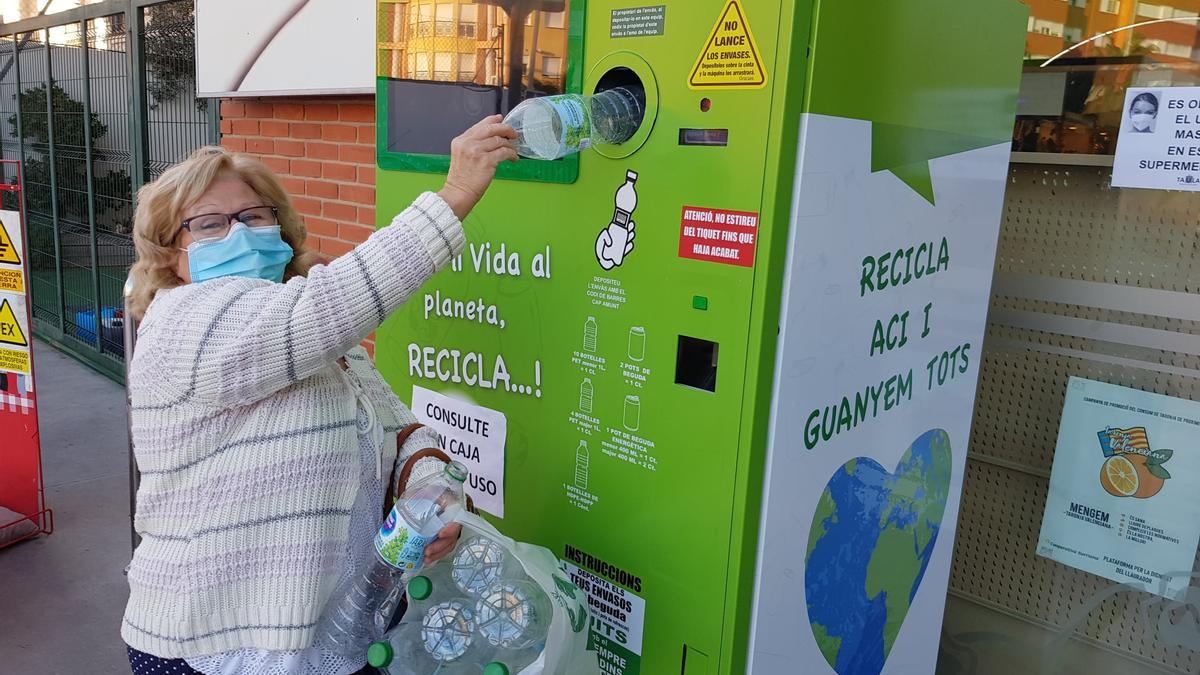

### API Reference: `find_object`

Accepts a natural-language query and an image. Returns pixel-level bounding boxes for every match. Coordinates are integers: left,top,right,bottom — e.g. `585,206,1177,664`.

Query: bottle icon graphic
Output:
575,441,590,490
583,316,598,353
628,326,646,362
623,395,641,432
579,378,593,413
596,171,639,270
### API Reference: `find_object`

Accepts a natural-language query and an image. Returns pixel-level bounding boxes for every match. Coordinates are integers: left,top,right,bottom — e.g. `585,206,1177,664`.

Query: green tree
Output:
8,81,133,261
143,1,205,111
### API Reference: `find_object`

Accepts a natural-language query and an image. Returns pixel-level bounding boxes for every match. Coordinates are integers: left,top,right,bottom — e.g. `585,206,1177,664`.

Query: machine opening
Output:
675,335,719,393
593,67,647,144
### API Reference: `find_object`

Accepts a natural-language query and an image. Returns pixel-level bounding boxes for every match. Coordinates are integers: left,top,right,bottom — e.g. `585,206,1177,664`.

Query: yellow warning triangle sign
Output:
0,298,27,347
689,0,767,89
0,218,20,265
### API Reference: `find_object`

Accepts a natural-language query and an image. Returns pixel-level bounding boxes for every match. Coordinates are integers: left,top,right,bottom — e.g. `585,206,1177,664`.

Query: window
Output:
1139,2,1200,20
1031,19,1065,37
415,3,433,37
1142,37,1194,57
1165,41,1193,57
1100,0,1120,13
459,3,477,37
381,0,579,182
1068,0,1087,6
1064,26,1084,42
434,52,453,81
436,3,454,36
1137,1,1164,17
459,52,477,79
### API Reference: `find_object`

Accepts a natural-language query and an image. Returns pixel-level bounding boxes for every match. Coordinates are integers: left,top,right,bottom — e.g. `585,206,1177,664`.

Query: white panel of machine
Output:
748,114,1011,674
195,0,374,97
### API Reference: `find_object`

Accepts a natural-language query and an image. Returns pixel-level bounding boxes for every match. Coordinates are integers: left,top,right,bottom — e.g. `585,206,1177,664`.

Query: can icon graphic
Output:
623,395,641,432
628,326,646,362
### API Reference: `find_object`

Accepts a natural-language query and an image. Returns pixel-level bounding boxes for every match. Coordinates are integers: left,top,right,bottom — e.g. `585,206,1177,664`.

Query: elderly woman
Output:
121,117,517,675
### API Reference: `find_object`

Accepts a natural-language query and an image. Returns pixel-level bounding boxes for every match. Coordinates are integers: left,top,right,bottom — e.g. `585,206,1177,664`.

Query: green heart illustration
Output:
806,429,952,674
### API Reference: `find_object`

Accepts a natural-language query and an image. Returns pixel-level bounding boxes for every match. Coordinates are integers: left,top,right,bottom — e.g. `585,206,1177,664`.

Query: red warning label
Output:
678,206,758,268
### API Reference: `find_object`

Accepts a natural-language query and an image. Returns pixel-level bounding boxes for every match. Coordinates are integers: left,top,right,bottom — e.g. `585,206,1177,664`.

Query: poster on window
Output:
1111,86,1200,191
1036,377,1200,600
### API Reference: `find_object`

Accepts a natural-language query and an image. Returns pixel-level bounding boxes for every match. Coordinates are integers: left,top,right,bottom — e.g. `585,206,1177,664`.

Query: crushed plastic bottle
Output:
505,88,643,160
315,462,468,659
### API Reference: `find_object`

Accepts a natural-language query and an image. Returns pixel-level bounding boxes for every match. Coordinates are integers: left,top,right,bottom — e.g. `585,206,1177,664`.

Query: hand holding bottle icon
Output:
596,221,636,270
596,170,639,270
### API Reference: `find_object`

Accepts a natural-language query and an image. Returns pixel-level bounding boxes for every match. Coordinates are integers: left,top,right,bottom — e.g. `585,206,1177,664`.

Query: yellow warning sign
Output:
0,218,20,265
0,298,28,347
0,269,22,294
689,0,767,89
0,346,29,373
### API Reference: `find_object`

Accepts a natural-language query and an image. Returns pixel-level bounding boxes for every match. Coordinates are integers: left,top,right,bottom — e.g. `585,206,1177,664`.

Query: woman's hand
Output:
439,115,518,221
422,522,463,565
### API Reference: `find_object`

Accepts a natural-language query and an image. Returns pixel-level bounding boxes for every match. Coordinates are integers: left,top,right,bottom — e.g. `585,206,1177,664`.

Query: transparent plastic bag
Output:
369,512,599,675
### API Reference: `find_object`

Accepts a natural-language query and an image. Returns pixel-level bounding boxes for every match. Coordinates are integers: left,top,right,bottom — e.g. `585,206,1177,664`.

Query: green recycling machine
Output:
372,1,1028,673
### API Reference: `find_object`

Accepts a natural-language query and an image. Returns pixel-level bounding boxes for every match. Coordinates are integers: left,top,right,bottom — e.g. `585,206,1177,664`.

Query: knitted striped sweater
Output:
121,192,464,659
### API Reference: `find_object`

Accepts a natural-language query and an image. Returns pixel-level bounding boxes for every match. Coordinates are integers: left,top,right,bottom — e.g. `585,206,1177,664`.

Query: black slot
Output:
675,336,719,392
679,128,729,146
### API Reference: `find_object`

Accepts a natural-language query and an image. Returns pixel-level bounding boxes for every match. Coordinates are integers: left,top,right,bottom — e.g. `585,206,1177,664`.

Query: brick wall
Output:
219,96,378,258
219,95,381,352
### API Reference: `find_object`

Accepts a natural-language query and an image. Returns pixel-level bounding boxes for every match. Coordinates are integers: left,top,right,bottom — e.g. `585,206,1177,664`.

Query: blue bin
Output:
75,307,121,344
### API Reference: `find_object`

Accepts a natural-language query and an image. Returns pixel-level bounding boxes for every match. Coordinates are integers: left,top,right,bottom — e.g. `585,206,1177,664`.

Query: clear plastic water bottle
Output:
369,618,511,675
505,88,643,160
475,580,552,650
316,462,468,658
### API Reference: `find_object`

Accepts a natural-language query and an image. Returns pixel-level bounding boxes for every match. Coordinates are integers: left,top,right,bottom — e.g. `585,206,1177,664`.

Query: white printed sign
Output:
1037,377,1200,600
563,562,646,675
749,115,1012,675
1112,86,1200,191
412,385,506,517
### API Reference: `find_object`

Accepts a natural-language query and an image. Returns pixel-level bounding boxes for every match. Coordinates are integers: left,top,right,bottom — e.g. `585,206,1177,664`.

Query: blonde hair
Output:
127,146,321,320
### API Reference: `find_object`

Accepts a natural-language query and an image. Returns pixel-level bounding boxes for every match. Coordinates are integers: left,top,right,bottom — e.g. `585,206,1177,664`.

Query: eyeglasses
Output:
180,206,279,242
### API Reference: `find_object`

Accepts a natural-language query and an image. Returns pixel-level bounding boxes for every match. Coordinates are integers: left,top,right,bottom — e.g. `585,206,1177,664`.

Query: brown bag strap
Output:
384,424,478,518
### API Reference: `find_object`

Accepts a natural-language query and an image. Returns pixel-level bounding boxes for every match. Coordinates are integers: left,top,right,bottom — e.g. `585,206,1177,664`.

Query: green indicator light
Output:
693,295,709,311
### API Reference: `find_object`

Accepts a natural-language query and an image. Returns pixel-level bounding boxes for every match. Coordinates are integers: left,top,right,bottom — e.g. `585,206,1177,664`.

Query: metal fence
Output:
0,0,217,381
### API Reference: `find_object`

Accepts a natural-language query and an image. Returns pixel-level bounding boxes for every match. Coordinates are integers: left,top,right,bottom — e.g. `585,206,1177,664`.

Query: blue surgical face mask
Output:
186,222,294,284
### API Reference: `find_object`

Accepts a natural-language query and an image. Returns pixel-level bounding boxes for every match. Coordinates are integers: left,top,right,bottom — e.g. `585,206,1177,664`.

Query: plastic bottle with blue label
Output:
316,462,468,658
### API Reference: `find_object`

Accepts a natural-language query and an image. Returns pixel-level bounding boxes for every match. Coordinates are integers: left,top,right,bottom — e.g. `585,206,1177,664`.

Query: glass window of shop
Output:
376,0,571,156
937,3,1200,674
